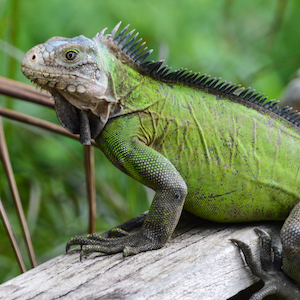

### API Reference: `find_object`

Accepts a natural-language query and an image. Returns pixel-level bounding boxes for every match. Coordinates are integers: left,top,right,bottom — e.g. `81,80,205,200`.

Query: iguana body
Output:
21,22,300,298
102,82,300,223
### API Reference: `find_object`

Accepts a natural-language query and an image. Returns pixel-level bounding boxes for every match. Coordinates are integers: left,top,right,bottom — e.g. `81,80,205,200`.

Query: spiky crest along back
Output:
98,22,300,127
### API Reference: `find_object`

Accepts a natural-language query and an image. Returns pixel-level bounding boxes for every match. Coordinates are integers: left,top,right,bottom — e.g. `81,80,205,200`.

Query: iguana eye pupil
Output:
65,50,77,60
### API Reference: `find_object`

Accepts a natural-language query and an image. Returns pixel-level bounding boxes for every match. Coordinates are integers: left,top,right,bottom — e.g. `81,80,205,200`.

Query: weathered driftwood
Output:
0,216,282,300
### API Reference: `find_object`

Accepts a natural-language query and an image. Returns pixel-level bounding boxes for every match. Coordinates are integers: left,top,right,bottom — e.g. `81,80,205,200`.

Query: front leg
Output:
67,120,187,257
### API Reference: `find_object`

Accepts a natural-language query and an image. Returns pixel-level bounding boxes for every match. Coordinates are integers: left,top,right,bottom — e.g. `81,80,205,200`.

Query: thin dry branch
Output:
84,146,96,234
0,76,53,108
0,117,37,268
0,197,27,273
0,107,97,147
0,77,97,272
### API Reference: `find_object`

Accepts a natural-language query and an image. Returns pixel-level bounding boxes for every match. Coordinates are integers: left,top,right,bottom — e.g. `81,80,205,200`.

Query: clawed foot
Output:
66,228,136,260
231,228,300,300
66,212,152,260
66,212,167,260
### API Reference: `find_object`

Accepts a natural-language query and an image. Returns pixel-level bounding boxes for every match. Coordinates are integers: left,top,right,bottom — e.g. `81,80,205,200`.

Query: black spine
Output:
108,23,299,128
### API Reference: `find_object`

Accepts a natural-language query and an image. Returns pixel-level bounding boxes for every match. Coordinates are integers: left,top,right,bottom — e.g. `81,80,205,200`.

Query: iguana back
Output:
134,81,300,222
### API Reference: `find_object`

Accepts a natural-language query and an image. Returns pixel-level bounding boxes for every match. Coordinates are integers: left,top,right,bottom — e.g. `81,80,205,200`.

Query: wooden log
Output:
0,216,282,300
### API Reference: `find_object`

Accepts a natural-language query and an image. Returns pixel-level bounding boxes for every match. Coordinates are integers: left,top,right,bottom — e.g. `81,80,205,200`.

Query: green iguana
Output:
21,22,300,299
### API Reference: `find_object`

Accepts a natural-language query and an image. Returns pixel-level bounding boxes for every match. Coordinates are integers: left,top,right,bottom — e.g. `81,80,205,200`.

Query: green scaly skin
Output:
21,22,300,298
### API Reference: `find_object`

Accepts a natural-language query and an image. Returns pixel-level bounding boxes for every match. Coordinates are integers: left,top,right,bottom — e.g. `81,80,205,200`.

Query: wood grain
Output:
0,216,282,300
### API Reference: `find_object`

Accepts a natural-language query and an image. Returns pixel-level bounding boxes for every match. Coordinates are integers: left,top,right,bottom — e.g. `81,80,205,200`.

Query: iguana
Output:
21,22,300,299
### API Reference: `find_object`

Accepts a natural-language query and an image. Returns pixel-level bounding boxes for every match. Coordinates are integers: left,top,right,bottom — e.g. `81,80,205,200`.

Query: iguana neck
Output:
100,42,159,115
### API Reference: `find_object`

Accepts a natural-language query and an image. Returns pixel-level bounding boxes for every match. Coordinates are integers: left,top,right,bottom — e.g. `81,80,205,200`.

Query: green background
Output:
0,0,299,283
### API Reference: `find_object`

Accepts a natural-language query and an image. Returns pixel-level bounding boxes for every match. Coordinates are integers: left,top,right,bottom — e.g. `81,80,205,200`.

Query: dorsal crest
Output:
98,22,300,127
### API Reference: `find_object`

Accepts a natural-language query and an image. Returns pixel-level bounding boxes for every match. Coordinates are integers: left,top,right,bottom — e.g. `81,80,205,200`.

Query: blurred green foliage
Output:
0,0,300,283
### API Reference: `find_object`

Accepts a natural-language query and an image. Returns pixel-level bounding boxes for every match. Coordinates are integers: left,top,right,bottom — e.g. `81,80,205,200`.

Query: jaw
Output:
25,76,120,145
46,87,104,145
21,66,104,145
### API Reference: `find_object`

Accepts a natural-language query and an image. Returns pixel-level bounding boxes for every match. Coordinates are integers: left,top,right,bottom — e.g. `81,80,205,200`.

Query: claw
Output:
230,238,266,278
254,228,273,272
66,240,72,253
80,249,84,262
66,236,94,254
254,227,269,237
272,246,283,271
66,237,80,252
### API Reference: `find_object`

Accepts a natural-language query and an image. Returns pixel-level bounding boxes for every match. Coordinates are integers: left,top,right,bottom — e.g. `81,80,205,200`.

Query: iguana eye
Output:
65,50,78,61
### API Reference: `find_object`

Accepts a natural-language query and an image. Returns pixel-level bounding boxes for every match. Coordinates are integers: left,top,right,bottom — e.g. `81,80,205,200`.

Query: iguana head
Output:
22,33,120,145
22,23,158,144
